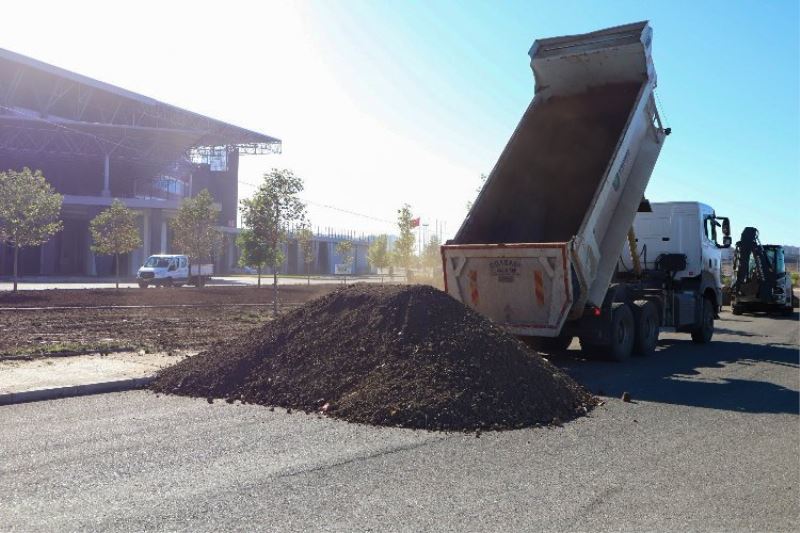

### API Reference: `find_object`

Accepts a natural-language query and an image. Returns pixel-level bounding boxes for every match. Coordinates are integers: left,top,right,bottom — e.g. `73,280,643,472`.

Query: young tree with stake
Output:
421,233,443,275
296,225,315,285
170,189,222,287
236,228,269,287
336,239,354,284
240,169,306,315
367,234,390,283
393,204,416,281
0,168,63,292
89,199,142,289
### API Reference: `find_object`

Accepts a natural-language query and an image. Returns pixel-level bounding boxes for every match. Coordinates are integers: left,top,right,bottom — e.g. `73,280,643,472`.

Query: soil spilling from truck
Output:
456,81,642,244
151,284,595,431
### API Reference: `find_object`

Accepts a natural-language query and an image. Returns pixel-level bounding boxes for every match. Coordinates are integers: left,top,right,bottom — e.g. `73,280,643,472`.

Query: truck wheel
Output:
604,303,634,362
632,300,659,356
731,304,743,316
138,281,148,289
691,298,714,343
164,278,174,288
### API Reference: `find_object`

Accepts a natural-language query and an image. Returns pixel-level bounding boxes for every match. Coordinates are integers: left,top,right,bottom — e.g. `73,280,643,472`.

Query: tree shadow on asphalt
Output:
551,336,800,415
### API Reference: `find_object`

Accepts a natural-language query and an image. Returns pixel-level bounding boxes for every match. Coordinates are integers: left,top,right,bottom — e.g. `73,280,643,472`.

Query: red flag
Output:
410,217,421,228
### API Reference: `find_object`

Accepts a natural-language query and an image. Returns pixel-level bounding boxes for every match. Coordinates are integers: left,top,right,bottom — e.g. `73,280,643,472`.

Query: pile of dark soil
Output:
151,284,596,431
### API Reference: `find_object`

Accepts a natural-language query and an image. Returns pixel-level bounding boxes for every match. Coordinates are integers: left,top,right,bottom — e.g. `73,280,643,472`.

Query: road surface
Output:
2,311,798,531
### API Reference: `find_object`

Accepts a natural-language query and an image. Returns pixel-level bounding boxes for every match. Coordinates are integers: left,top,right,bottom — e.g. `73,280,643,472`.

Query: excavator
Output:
730,227,797,316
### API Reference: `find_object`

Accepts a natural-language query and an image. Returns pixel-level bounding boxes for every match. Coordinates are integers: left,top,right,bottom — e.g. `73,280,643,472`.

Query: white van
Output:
136,254,213,288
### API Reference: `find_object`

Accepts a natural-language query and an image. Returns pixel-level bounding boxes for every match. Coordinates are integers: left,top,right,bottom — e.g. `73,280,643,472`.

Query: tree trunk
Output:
273,270,278,317
257,266,262,288
12,244,18,292
307,263,310,286
115,253,120,290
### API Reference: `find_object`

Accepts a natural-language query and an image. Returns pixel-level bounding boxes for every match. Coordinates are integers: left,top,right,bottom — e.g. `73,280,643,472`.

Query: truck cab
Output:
631,202,730,311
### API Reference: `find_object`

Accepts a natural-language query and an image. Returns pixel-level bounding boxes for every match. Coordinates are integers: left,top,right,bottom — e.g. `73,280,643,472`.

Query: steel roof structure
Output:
0,48,281,164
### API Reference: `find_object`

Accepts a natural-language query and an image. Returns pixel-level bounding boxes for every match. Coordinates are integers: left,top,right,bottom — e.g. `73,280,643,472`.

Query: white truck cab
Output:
137,254,212,288
632,201,730,308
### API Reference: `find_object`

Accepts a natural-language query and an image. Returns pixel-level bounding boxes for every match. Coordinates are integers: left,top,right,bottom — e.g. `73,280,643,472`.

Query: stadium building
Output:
0,47,281,278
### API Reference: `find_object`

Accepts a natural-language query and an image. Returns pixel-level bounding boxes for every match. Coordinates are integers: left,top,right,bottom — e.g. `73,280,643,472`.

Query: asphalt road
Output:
2,311,798,532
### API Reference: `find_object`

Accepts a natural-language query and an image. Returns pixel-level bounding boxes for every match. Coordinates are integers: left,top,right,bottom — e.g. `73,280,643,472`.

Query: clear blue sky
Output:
306,0,799,244
3,1,798,245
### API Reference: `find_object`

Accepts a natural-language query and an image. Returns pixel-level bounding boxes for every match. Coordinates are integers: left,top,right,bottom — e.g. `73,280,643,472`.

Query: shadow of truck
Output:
552,337,799,416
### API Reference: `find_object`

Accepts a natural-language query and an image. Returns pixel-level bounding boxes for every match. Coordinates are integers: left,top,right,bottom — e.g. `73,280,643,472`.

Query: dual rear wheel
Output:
580,300,660,362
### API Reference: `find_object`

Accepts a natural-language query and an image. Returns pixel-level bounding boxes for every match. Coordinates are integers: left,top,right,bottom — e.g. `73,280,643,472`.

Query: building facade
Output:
0,48,280,277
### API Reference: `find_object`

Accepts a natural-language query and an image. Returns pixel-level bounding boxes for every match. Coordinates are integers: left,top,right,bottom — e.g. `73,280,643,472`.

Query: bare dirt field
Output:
0,285,338,358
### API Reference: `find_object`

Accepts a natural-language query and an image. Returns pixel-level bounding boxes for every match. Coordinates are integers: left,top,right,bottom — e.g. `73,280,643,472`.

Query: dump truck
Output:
442,22,732,360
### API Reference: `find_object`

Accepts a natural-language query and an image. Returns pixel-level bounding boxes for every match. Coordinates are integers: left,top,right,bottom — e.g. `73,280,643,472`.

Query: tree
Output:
296,225,315,285
421,233,442,273
336,240,354,284
393,204,416,281
237,228,269,287
367,234,390,283
466,173,488,211
0,168,63,292
89,199,142,289
170,189,221,287
240,169,306,315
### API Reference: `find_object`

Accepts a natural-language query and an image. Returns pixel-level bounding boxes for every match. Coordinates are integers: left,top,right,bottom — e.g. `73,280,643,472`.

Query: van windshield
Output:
144,257,170,268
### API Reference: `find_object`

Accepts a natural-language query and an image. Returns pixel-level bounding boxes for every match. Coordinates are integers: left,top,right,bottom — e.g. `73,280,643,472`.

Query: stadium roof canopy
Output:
0,48,281,164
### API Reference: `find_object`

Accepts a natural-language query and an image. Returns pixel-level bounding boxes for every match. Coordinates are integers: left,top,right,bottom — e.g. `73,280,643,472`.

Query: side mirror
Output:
721,217,730,237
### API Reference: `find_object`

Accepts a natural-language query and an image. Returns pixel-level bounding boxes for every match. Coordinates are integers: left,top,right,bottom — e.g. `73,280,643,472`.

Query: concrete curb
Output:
0,376,155,406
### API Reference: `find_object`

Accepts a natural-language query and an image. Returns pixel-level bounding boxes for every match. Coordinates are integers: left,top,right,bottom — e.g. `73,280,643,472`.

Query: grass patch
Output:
1,340,136,359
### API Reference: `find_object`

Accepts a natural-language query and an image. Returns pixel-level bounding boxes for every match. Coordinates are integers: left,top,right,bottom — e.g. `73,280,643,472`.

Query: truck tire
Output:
164,278,174,288
691,297,714,343
138,281,148,289
632,300,659,356
731,304,743,316
604,303,635,362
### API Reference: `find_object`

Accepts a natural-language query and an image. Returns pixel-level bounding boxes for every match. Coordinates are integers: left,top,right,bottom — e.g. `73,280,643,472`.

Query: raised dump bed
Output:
456,81,642,245
443,22,669,337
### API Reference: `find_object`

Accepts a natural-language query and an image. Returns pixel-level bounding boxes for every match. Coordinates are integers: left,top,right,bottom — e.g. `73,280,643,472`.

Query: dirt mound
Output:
151,284,596,430
0,285,334,308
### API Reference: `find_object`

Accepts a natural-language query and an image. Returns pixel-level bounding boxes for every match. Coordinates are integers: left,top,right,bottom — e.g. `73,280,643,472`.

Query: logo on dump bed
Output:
489,259,521,283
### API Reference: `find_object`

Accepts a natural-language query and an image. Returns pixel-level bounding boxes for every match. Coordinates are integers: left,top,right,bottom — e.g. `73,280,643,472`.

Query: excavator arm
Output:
732,227,776,301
